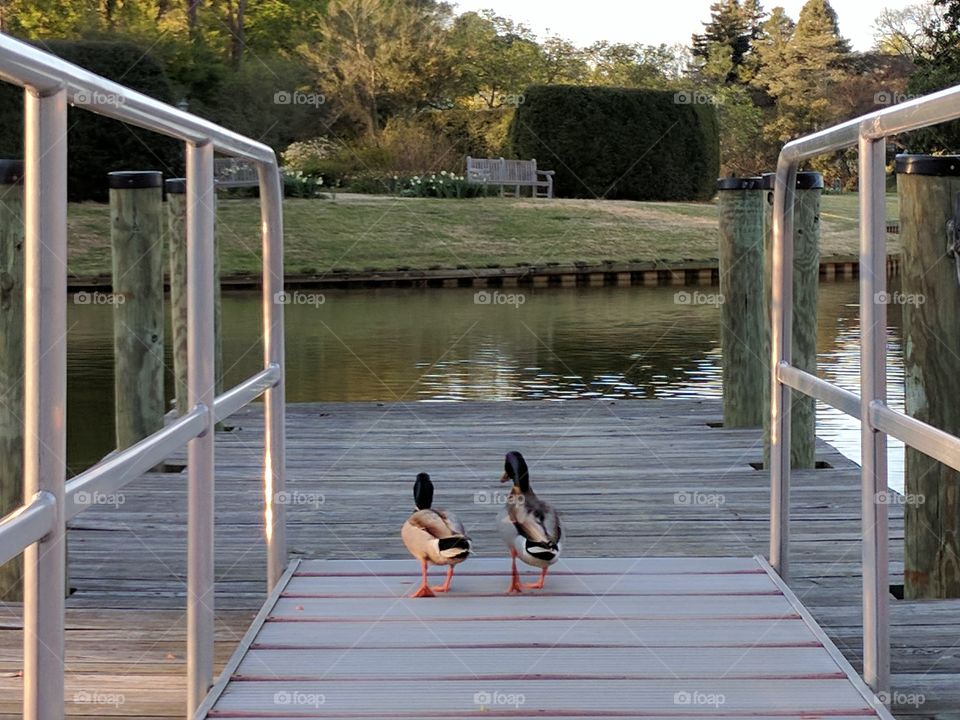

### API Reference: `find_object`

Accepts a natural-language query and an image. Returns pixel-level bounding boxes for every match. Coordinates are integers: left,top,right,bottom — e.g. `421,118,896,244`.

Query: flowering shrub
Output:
281,137,339,172
349,170,497,198
282,170,325,198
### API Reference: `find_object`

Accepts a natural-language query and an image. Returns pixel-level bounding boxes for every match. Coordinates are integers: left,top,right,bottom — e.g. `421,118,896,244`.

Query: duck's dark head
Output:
500,451,530,492
413,472,434,510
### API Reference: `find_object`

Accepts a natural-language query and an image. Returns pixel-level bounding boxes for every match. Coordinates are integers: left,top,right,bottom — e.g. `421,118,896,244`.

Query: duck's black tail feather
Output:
438,536,472,559
525,540,559,563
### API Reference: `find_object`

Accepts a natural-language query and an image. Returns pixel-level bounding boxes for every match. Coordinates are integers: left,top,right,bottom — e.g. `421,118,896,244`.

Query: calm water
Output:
65,281,906,491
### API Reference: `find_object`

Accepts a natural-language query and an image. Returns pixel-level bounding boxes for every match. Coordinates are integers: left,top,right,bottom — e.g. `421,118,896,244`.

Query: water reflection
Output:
65,281,906,490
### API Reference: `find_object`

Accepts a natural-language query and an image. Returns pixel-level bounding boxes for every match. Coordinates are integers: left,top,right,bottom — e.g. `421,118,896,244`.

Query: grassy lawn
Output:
66,193,900,278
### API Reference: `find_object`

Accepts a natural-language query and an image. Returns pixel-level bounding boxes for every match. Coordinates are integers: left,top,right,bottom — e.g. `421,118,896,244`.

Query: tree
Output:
221,0,247,67
715,84,774,175
905,0,960,150
874,2,941,58
691,0,753,84
742,0,767,39
447,11,544,108
539,36,589,85
759,0,850,142
243,0,328,55
750,5,795,78
306,0,453,138
587,42,683,89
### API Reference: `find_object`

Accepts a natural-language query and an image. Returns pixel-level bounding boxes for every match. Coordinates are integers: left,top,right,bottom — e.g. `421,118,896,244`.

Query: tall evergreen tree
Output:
691,0,753,83
742,0,767,40
761,0,850,141
750,7,796,89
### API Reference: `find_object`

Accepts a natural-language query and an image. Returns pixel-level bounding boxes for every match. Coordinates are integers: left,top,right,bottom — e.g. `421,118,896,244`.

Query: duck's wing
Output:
542,501,562,545
436,508,469,538
406,509,454,539
508,494,552,545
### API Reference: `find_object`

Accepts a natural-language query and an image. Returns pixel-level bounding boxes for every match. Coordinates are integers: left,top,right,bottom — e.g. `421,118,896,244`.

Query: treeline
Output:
0,1,693,181
0,0,958,193
691,0,913,187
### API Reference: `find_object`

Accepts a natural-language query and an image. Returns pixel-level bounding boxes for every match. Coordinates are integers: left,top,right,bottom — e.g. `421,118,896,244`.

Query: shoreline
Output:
67,253,900,292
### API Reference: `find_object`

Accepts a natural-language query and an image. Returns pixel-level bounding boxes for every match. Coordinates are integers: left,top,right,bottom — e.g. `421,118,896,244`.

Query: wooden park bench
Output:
466,156,555,198
214,157,260,187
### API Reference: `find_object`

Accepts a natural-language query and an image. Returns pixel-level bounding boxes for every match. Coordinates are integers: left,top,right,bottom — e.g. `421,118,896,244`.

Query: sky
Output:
451,0,918,52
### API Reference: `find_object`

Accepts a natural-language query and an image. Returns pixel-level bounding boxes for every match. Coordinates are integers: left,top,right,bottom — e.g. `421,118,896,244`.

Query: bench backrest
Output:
214,157,260,187
467,156,538,183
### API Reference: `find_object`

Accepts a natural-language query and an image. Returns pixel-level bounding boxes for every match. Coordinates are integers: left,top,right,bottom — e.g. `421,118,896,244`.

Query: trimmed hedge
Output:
0,40,181,202
508,85,720,201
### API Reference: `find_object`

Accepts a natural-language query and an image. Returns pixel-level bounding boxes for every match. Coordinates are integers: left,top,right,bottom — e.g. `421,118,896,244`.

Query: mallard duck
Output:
400,472,472,598
497,451,562,593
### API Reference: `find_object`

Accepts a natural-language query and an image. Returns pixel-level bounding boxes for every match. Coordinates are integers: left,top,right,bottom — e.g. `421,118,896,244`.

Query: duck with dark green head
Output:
497,451,562,593
401,472,472,598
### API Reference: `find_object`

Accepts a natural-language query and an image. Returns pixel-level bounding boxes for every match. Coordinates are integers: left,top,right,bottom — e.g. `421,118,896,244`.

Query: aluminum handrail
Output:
777,364,862,421
0,492,56,567
769,81,960,700
214,364,282,423
64,406,208,520
0,31,286,719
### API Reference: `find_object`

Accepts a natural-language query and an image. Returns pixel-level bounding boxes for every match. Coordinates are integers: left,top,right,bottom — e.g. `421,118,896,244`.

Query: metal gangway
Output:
0,34,287,718
768,86,960,697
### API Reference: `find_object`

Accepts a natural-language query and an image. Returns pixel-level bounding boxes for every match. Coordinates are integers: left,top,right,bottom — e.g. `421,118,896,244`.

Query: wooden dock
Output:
1,399,958,718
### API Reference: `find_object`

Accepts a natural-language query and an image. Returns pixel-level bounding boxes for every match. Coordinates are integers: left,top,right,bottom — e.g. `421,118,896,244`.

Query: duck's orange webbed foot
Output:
523,567,548,590
431,566,455,593
409,559,436,598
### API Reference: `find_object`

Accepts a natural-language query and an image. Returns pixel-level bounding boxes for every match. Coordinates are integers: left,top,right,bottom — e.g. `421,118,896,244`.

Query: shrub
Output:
281,119,459,189
282,170,325,198
281,138,341,175
375,117,457,174
349,171,497,198
508,85,720,201
0,40,181,202
424,107,514,158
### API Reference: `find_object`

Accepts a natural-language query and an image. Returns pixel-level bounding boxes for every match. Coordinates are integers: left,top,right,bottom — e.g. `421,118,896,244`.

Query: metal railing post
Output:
858,133,890,696
186,140,216,715
22,86,67,720
769,160,798,580
258,163,286,589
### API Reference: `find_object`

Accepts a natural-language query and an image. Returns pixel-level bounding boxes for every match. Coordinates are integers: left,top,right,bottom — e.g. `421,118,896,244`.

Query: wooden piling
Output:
896,154,960,599
762,172,822,469
718,177,766,427
109,171,165,450
0,160,24,601
166,178,223,419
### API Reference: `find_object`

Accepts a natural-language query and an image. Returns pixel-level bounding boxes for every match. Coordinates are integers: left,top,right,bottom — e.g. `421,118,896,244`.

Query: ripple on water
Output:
65,283,906,491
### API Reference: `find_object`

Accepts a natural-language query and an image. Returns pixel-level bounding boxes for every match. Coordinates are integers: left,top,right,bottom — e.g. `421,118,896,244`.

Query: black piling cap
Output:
759,172,824,191
717,177,762,191
165,178,187,194
108,171,163,189
895,154,960,176
0,160,24,185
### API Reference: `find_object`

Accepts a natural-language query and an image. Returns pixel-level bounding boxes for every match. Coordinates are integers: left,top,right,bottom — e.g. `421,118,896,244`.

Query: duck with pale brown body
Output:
400,473,472,598
497,451,562,593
